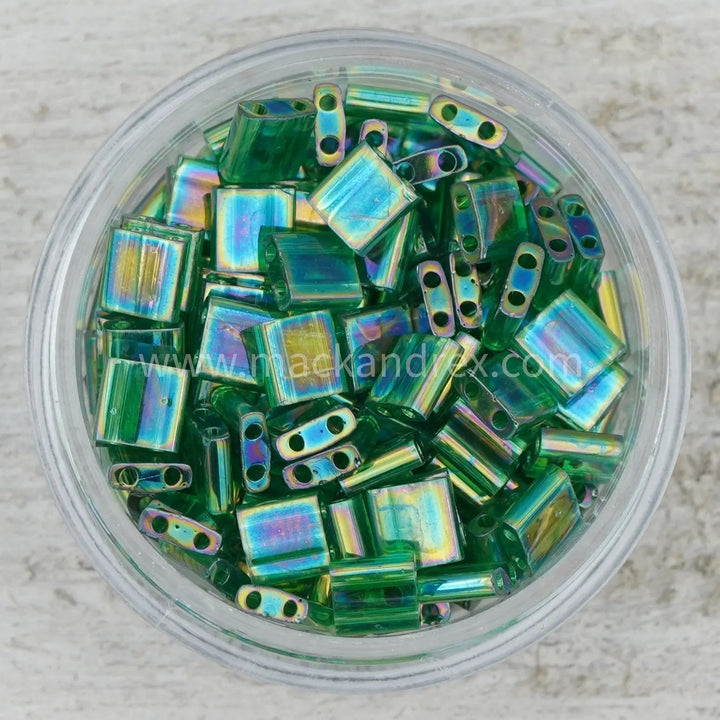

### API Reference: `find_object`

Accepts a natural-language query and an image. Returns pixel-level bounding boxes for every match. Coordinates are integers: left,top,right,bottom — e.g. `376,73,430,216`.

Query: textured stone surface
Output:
1,1,718,717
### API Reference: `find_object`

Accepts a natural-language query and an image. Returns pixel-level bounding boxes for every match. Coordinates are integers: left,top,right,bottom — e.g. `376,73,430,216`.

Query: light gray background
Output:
2,1,718,717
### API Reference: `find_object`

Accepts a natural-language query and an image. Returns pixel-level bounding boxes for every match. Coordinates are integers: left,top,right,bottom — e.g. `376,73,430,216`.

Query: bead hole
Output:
507,290,526,307
244,422,263,441
163,466,183,487
517,252,538,270
288,434,305,452
423,270,442,288
326,415,346,435
245,590,262,609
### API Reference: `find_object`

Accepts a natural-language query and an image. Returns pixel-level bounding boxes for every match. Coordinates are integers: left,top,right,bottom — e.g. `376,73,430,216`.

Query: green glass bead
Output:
264,230,364,311
100,228,187,324
558,363,629,431
483,242,544,351
361,210,418,295
273,401,357,461
309,141,419,256
330,553,420,635
211,186,294,273
524,427,625,480
237,584,309,623
417,566,511,603
218,98,315,185
98,318,183,370
209,385,272,493
121,216,203,313
325,495,374,559
367,333,464,422
95,358,189,453
499,466,581,574
185,406,237,516
282,442,363,490
415,260,456,337
201,270,275,308
339,436,424,496
429,95,507,150
344,84,431,119
594,270,627,346
243,310,347,407
454,351,557,438
432,398,526,498
166,155,220,230
447,252,483,331
236,494,330,584
336,304,413,393
139,499,223,555
513,289,626,400
366,471,464,568
314,83,346,167
196,296,281,387
109,460,192,495
526,195,575,308
203,118,232,158
448,172,528,265
558,194,605,295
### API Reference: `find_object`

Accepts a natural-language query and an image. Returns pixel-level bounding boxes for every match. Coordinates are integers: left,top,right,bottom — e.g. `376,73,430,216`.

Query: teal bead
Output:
366,471,464,568
429,95,507,150
309,141,419,256
499,466,581,574
513,289,626,400
243,310,347,407
236,494,330,584
264,230,364,311
415,260,456,337
100,228,187,323
218,98,315,185
329,553,420,635
237,585,309,623
212,186,294,273
95,358,189,453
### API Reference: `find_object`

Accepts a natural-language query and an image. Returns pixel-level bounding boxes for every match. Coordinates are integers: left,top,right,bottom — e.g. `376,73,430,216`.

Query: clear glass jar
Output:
26,29,690,690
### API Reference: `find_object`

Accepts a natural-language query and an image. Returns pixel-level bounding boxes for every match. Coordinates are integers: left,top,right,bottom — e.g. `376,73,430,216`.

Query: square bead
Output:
366,473,463,568
559,363,629,431
95,358,189,453
213,186,294,273
513,290,625,400
337,305,413,392
237,495,330,583
196,296,280,386
101,229,186,323
309,142,419,256
245,310,347,407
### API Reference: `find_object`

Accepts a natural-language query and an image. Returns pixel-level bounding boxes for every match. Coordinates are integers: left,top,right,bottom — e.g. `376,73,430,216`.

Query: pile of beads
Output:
89,82,627,634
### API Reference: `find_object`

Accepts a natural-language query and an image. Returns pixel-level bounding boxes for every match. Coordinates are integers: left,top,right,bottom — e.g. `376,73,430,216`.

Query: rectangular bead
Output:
95,358,189,452
166,156,220,230
244,310,347,407
309,141,419,256
513,290,626,400
500,466,581,573
366,473,463,568
212,186,294,273
236,494,330,583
